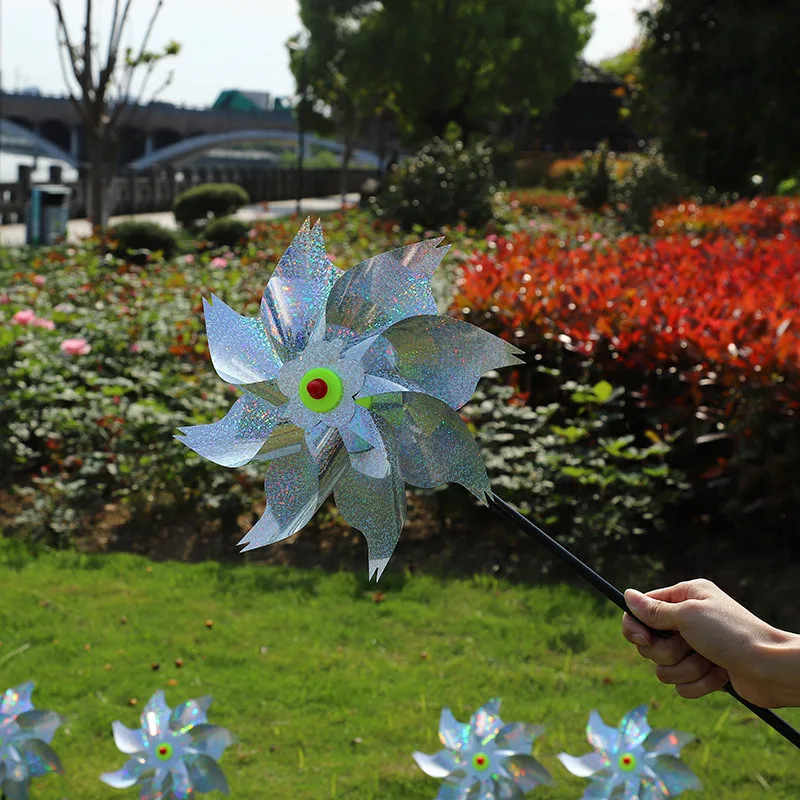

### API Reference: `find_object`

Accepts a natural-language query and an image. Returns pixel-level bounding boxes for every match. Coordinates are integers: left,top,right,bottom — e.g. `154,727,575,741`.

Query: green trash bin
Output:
26,185,72,246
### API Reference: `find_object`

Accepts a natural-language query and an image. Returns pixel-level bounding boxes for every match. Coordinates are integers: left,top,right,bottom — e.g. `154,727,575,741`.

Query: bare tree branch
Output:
49,0,84,87
83,0,94,107
119,0,166,108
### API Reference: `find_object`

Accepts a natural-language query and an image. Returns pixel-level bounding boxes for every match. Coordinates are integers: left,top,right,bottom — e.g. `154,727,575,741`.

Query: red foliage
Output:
453,230,800,380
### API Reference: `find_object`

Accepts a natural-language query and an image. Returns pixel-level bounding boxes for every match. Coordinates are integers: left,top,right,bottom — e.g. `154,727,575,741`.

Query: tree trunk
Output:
340,135,354,208
86,132,113,233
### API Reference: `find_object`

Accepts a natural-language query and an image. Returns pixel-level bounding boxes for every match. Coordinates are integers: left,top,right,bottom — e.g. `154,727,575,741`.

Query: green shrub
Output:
610,146,685,232
371,137,498,229
202,217,250,247
173,183,250,229
108,220,179,260
573,142,615,210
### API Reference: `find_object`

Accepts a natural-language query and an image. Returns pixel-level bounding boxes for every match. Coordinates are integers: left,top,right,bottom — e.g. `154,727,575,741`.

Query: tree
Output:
49,0,180,230
638,0,800,193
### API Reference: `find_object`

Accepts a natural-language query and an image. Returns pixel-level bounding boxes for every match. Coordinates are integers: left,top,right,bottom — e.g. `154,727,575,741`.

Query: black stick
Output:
487,494,800,750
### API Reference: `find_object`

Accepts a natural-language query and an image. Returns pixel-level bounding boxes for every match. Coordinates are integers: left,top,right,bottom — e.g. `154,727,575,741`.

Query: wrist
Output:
754,628,800,708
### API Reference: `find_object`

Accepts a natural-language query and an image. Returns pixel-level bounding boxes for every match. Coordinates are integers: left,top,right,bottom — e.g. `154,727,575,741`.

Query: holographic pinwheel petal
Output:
141,691,171,738
333,445,405,580
504,754,553,791
16,710,62,745
470,699,502,740
374,393,491,500
586,710,620,759
646,756,702,795
238,438,342,553
645,729,695,757
412,750,461,778
437,782,481,800
557,751,606,778
15,739,63,777
189,725,234,762
260,218,342,358
495,723,545,756
100,755,148,788
186,753,230,794
620,705,651,749
176,393,285,468
169,696,212,734
1,682,34,716
365,316,524,410
342,407,390,479
169,759,194,800
111,721,146,754
496,783,524,800
324,239,447,346
203,294,282,385
439,709,470,751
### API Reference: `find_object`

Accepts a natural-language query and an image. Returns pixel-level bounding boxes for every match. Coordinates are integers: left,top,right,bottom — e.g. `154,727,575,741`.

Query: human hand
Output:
622,579,800,709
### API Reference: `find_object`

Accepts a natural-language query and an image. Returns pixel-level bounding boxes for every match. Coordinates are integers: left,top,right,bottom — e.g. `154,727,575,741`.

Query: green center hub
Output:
619,752,637,772
155,742,173,762
472,752,490,771
299,367,343,413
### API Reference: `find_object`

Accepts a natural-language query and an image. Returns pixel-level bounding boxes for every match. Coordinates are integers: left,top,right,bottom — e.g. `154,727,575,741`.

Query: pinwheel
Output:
558,706,700,799
413,698,551,798
177,218,800,749
101,690,232,799
0,681,64,800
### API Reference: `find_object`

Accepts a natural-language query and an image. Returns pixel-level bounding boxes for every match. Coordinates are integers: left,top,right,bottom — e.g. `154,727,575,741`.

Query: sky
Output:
0,0,649,108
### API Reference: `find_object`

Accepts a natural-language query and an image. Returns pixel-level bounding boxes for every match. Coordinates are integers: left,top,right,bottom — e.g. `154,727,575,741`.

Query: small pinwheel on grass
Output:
101,690,233,800
0,681,64,800
176,219,522,579
413,698,552,799
558,706,701,799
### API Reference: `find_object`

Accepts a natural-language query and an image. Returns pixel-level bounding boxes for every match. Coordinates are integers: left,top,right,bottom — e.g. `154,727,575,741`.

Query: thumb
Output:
624,588,683,632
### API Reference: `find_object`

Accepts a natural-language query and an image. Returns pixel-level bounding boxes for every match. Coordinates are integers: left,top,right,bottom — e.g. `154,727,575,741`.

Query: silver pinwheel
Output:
177,219,522,579
0,681,64,800
101,690,233,800
558,706,701,799
413,698,552,798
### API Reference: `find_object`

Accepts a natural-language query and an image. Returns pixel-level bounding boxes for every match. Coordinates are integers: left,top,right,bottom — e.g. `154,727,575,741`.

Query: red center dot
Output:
159,747,168,756
477,757,485,765
306,378,328,400
623,756,631,765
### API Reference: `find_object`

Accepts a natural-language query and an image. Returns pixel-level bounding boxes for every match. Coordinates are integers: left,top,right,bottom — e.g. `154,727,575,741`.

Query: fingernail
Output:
631,633,650,646
624,588,644,606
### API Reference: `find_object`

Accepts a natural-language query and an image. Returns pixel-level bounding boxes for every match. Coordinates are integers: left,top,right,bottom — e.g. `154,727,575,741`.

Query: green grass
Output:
1,545,799,799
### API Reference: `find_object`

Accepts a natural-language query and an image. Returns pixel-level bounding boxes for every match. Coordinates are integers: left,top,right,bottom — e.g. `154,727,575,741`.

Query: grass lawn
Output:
1,544,798,799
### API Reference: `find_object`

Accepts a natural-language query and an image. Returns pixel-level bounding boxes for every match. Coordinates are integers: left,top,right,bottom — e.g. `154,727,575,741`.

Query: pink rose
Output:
184,254,195,265
33,275,46,287
12,309,36,325
248,228,258,239
130,342,142,354
0,294,11,305
33,318,56,330
60,338,92,356
211,257,228,269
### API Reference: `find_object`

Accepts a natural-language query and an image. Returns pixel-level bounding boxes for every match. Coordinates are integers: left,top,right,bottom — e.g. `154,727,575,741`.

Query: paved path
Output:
0,193,360,247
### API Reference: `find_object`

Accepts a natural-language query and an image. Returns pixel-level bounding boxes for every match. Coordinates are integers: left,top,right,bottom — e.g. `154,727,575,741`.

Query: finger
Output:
645,579,717,604
622,613,652,647
625,588,683,631
676,666,729,700
635,634,694,667
656,653,715,686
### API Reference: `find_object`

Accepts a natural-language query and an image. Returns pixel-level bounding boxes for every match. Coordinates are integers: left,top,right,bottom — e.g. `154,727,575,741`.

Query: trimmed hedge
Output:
173,183,250,229
108,220,179,260
202,217,251,248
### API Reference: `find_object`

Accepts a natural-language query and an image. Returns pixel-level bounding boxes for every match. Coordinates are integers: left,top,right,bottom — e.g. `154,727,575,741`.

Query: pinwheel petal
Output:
2,774,30,800
1,682,34,716
470,699,502,740
175,394,285,468
496,781,524,800
647,756,702,794
341,406,390,479
239,429,346,552
435,782,480,800
16,710,62,745
365,316,523,410
203,294,282,385
644,729,695,756
504,754,553,790
324,239,447,346
15,739,63,777
186,753,230,794
261,218,342,358
169,697,212,734
136,776,159,800
374,393,490,500
101,755,148,789
189,724,234,761
141,691,171,738
168,760,193,800
439,709,470,751
333,444,405,580
412,750,460,779
557,751,606,778
620,705,651,749
495,722,544,755
111,721,146,755
587,710,620,759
